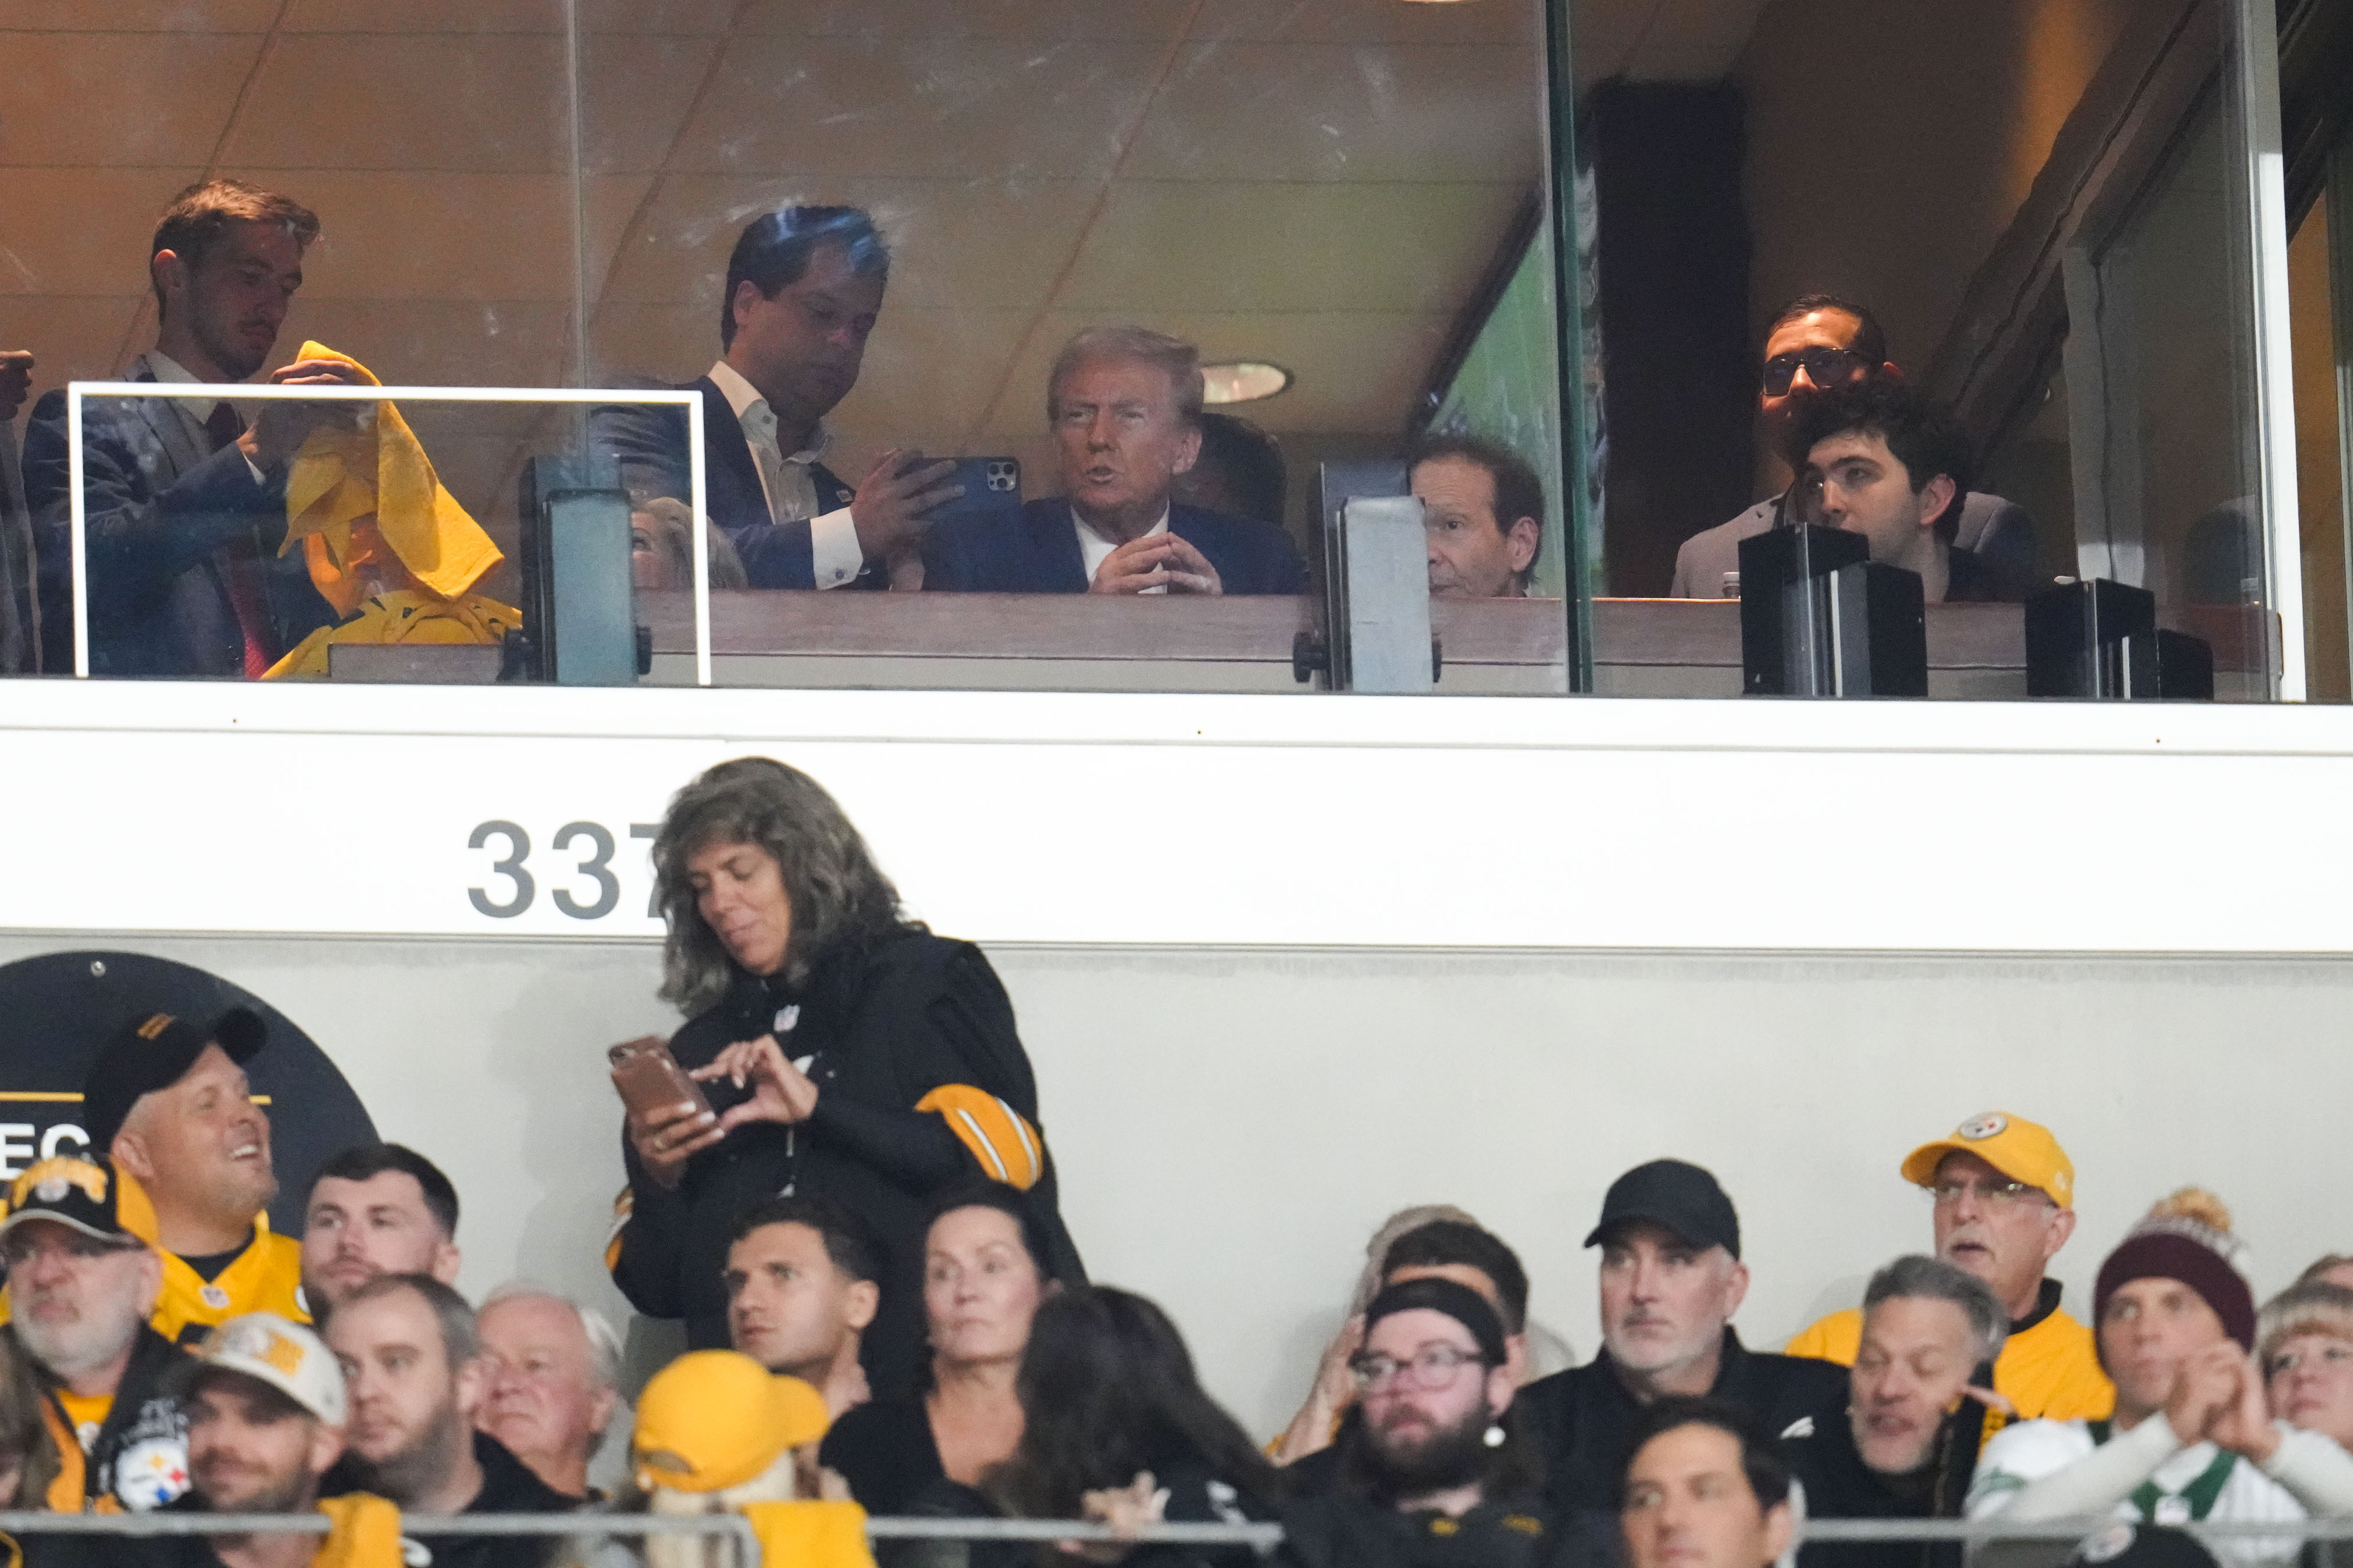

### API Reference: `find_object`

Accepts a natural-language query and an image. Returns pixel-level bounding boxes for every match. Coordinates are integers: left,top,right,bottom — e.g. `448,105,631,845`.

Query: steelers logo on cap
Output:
33,1176,69,1203
1957,1113,2008,1141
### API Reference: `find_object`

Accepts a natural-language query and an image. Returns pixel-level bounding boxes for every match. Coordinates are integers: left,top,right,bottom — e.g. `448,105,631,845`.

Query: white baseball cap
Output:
180,1315,347,1426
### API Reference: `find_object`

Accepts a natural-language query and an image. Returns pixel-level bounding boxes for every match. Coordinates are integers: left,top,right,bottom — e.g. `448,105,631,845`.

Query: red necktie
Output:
203,402,273,679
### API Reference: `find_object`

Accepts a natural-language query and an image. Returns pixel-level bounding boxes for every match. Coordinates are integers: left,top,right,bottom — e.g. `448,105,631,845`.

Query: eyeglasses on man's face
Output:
1350,1342,1488,1394
1924,1178,2047,1210
1762,347,1870,397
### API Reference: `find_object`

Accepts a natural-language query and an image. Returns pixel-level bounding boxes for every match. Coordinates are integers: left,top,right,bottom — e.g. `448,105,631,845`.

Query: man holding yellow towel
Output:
23,179,364,678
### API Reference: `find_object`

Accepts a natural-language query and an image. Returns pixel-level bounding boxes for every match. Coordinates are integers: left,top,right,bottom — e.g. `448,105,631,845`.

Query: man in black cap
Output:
1282,1277,1602,1568
80,1006,306,1344
0,1153,192,1512
1519,1159,1844,1521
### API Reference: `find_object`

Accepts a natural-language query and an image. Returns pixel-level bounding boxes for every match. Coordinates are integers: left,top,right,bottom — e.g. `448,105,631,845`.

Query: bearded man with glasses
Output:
1667,294,2040,599
1281,1277,1600,1568
1787,1112,2114,1445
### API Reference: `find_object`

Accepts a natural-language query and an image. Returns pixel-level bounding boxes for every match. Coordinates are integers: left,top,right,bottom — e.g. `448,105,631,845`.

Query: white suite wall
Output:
6,931,2347,1440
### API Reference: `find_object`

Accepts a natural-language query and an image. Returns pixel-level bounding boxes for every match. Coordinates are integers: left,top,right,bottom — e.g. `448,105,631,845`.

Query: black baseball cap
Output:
1584,1158,1741,1259
0,1154,161,1249
81,1007,268,1153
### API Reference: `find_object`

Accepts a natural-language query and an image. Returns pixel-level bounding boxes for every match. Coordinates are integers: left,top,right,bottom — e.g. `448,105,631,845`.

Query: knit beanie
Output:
2093,1189,2255,1353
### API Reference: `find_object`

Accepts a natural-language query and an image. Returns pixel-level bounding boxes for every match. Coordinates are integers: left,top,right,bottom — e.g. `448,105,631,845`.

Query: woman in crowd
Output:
979,1284,1284,1568
2262,1280,2353,1451
820,1186,1054,1515
608,758,1083,1399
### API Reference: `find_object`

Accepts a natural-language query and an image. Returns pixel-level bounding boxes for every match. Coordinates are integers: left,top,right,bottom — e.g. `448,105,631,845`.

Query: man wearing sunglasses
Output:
1667,294,2037,599
1785,1112,2114,1446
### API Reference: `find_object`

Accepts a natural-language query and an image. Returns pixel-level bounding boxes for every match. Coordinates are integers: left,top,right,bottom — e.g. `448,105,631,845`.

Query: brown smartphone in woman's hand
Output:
608,1037,712,1122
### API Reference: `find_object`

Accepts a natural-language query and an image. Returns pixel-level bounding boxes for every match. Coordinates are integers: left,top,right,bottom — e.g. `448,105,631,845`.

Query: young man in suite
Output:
1666,292,2037,601
23,178,362,677
921,324,1307,596
590,205,955,592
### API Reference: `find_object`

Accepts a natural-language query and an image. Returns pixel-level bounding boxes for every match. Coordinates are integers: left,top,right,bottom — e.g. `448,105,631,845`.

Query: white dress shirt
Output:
1076,507,1169,594
139,352,267,484
707,360,862,589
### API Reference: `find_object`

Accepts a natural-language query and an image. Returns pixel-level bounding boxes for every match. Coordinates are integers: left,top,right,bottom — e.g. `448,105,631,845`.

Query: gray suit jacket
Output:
1668,490,2042,601
24,375,333,676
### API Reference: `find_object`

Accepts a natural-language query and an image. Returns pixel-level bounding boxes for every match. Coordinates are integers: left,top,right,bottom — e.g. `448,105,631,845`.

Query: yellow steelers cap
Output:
1899,1111,2074,1207
632,1351,831,1495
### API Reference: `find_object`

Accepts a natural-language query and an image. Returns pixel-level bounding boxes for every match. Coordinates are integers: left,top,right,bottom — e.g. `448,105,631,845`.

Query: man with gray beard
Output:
0,1153,192,1511
321,1274,572,1568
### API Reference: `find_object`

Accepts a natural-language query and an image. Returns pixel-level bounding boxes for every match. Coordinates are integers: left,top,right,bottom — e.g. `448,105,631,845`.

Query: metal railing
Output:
5,1510,2353,1553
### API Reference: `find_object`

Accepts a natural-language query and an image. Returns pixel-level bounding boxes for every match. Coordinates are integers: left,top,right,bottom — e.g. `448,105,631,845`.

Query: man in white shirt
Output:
1968,1193,2353,1567
23,178,363,677
591,206,956,592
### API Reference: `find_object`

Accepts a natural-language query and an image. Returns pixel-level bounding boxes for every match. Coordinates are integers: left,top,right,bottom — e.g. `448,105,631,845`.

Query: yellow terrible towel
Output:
313,1493,404,1568
743,1500,877,1568
282,341,504,610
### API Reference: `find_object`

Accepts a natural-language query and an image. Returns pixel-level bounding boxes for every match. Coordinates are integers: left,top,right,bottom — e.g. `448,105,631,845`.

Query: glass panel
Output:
575,0,1570,697
51,386,685,685
2073,86,2272,698
1578,0,2284,700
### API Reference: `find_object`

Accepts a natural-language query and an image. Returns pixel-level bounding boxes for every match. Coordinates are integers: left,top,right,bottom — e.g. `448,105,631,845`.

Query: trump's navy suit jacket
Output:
922,498,1307,596
23,375,333,677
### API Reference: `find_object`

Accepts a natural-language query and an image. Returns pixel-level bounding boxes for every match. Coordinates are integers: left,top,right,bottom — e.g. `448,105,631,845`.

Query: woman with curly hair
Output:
605,757,1082,1401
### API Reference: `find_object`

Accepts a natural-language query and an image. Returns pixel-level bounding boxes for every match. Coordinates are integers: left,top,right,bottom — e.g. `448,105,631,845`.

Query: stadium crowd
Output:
1,758,2344,1568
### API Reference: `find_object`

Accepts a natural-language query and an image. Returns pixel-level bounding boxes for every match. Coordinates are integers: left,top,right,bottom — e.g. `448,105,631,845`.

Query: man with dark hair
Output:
300,1143,461,1315
1667,292,2036,600
1281,1278,1582,1568
1784,1256,2006,1568
1619,1396,1794,1568
724,1194,880,1417
1786,381,1992,604
590,205,955,592
1409,433,1544,599
921,324,1307,596
1520,1160,1844,1520
322,1274,572,1568
1174,410,1289,530
23,177,362,676
80,1007,306,1344
1278,1217,1545,1476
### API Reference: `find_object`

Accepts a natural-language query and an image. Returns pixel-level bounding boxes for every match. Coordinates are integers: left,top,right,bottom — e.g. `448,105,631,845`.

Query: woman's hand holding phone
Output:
693,1033,819,1132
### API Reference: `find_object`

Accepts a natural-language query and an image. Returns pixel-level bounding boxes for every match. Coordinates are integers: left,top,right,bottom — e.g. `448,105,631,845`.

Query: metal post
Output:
2231,0,2306,699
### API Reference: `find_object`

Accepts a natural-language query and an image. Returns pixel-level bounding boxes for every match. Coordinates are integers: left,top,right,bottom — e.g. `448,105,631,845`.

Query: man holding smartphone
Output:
590,205,958,591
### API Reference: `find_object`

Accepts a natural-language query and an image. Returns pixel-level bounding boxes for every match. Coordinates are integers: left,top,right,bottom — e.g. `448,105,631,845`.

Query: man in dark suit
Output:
922,324,1307,596
1669,294,2038,601
23,178,359,677
589,206,954,592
